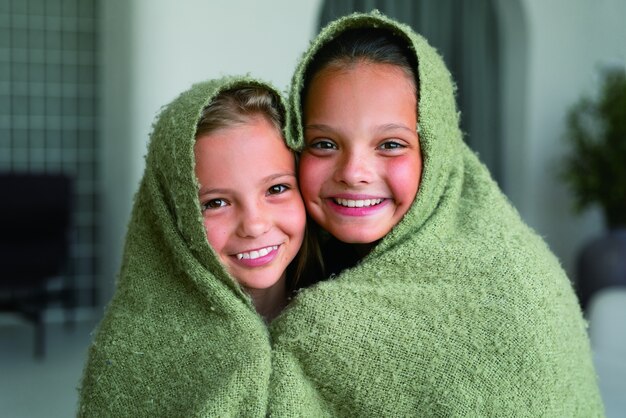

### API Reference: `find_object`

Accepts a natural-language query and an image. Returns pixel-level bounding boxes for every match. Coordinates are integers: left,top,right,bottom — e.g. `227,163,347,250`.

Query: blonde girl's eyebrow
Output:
262,172,297,184
198,173,296,195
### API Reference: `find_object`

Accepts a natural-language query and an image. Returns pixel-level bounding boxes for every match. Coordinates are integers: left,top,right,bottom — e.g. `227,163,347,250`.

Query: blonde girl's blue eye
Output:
202,198,228,211
268,184,289,195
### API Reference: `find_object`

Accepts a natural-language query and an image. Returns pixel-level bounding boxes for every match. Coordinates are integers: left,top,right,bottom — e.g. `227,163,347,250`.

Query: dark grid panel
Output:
0,0,99,307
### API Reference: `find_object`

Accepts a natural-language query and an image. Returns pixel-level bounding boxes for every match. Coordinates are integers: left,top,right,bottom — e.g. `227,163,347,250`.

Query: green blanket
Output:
268,11,604,417
77,77,281,416
78,12,603,418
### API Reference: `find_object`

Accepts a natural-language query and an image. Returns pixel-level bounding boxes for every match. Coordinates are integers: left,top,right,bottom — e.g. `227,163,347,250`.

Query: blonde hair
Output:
196,86,283,138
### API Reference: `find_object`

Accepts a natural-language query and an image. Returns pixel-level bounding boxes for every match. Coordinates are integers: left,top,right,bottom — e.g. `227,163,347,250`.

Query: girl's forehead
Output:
305,62,417,111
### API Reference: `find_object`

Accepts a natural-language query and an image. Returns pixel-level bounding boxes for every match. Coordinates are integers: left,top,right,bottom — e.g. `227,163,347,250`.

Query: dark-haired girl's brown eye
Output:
378,141,405,150
310,139,337,150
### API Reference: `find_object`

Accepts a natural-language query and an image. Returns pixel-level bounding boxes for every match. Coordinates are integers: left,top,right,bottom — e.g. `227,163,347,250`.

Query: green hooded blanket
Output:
78,13,603,418
266,11,604,417
77,77,284,416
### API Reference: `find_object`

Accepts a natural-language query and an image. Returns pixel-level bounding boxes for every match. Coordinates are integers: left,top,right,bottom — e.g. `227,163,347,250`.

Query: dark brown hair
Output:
302,27,419,106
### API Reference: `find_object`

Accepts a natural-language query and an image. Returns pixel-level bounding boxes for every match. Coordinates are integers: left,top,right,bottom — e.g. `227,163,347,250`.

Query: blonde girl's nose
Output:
236,203,271,238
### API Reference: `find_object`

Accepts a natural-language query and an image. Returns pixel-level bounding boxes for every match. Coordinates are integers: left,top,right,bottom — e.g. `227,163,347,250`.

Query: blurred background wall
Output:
1,0,100,312
0,0,622,315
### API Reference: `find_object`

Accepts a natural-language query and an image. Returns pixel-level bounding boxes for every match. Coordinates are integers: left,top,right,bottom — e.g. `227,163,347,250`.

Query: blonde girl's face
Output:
299,62,422,244
194,115,306,292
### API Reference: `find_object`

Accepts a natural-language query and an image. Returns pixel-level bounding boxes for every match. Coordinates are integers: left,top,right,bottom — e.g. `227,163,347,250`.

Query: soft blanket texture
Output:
78,13,603,417
267,11,604,417
77,77,282,416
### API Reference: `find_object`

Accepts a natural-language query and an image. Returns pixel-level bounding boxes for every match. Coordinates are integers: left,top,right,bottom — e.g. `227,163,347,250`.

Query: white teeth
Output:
236,245,278,260
335,198,383,208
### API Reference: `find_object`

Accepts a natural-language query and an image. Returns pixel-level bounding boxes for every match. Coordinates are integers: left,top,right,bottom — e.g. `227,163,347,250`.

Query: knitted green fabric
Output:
78,14,604,417
267,11,604,417
77,77,284,416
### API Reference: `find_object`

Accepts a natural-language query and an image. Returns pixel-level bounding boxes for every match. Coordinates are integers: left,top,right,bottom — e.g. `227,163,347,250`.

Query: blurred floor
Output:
0,316,97,418
595,352,626,418
588,288,626,418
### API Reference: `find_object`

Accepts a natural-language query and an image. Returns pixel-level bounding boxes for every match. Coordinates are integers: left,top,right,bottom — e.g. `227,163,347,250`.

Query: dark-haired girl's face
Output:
299,62,422,244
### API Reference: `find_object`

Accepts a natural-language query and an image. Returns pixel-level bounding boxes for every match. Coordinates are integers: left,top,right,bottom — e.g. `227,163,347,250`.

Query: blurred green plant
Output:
561,68,626,228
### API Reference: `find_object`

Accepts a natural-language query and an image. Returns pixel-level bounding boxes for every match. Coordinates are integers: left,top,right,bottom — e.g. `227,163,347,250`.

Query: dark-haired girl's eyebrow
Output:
376,123,415,134
304,124,335,132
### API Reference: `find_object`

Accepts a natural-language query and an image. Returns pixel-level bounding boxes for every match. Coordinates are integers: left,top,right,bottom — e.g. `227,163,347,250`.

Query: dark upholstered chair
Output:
0,173,73,358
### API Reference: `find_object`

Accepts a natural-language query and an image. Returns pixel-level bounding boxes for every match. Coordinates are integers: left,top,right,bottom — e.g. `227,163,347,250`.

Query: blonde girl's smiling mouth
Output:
234,244,279,260
231,244,282,267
